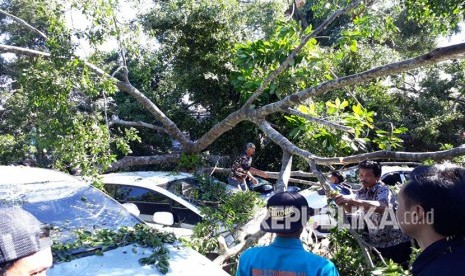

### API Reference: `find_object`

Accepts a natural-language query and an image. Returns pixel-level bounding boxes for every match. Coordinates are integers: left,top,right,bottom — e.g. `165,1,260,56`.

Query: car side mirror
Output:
122,203,140,216
153,211,174,226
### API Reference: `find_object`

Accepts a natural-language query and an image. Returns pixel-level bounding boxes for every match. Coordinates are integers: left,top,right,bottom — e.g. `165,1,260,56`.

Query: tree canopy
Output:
0,0,464,176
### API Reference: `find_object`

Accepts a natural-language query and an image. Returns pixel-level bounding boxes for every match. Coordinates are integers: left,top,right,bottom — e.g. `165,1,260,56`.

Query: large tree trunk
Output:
275,150,293,192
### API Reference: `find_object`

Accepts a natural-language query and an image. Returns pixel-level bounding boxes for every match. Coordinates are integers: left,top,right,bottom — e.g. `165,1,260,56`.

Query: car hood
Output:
49,244,229,276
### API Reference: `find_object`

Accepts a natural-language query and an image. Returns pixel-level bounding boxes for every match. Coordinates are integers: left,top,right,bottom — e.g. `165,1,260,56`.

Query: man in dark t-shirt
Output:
228,143,268,191
396,164,465,276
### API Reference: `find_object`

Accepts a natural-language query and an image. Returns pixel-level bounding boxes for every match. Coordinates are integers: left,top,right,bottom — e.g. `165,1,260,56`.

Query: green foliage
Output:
184,191,262,254
402,0,465,34
232,20,324,104
371,259,411,276
329,228,370,276
176,153,201,171
373,127,408,151
191,174,228,204
52,224,176,274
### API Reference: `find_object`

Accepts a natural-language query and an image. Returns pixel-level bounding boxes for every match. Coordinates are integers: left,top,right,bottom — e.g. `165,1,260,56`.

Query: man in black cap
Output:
228,142,268,191
0,207,53,276
236,191,339,276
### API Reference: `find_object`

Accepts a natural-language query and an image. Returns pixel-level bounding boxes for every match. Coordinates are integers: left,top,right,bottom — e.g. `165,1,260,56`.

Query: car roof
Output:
0,166,88,203
101,171,193,186
0,165,84,186
341,165,414,177
381,166,414,175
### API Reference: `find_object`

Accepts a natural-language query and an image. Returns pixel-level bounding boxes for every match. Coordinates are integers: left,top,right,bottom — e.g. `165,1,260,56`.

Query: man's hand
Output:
251,177,258,185
334,195,352,206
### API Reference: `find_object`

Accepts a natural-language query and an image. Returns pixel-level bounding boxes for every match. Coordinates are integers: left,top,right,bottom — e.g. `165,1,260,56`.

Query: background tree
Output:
1,0,465,271
1,0,464,176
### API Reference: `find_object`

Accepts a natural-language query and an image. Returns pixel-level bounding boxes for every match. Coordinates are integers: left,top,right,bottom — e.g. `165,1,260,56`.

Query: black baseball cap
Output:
260,192,310,234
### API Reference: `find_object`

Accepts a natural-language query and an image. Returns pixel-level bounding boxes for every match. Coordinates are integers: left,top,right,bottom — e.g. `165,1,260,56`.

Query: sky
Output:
65,0,156,58
437,22,465,47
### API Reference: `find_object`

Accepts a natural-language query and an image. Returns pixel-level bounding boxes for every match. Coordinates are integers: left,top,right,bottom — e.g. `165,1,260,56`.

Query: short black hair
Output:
403,164,465,237
330,171,344,184
358,160,382,177
245,142,256,149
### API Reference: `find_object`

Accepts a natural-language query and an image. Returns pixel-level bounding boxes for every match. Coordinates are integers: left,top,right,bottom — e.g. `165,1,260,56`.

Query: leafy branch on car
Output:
52,224,176,274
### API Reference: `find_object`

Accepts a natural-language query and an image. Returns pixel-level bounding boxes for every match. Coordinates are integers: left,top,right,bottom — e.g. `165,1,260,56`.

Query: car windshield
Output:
0,180,140,242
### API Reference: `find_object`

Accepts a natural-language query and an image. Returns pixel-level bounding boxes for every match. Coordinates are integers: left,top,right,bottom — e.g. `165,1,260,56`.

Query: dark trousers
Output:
376,241,412,270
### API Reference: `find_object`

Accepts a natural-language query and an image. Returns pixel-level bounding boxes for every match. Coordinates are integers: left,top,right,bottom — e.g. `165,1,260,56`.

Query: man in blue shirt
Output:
236,191,339,276
396,164,465,276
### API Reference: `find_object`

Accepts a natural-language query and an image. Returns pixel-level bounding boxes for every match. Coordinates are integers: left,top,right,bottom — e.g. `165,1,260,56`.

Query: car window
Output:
105,184,117,198
115,185,169,203
171,200,202,225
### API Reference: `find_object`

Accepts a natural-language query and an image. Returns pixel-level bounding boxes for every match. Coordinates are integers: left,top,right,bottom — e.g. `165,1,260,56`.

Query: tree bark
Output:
109,117,167,133
107,154,180,172
275,150,293,192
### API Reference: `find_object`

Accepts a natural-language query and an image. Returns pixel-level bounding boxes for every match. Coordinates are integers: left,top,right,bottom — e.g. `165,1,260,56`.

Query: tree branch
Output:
214,209,268,266
275,150,292,192
0,8,48,39
192,43,465,153
284,108,354,133
0,44,191,150
0,44,50,57
255,119,316,159
205,167,318,185
115,81,193,150
312,144,465,165
109,117,167,133
242,0,362,108
256,120,465,167
107,154,181,172
255,42,465,117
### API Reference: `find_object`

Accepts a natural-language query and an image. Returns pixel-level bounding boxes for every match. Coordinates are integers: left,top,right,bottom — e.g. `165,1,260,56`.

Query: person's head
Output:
396,164,465,241
329,171,344,184
260,191,310,237
244,142,256,157
0,207,53,276
358,160,382,188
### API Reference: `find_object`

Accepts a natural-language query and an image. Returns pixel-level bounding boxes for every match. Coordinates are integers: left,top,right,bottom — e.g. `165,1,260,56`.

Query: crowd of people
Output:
2,150,465,276
234,149,465,276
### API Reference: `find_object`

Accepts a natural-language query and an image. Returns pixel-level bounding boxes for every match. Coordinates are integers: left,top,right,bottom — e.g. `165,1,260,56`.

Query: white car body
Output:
0,166,228,276
101,171,237,246
101,171,204,231
102,171,203,230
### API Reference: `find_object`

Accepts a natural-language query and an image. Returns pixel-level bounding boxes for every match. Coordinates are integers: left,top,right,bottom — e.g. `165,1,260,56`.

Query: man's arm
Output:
335,195,387,213
249,167,269,179
247,171,258,185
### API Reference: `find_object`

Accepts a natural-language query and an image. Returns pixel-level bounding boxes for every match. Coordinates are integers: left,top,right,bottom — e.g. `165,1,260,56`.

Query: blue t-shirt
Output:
237,237,339,276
